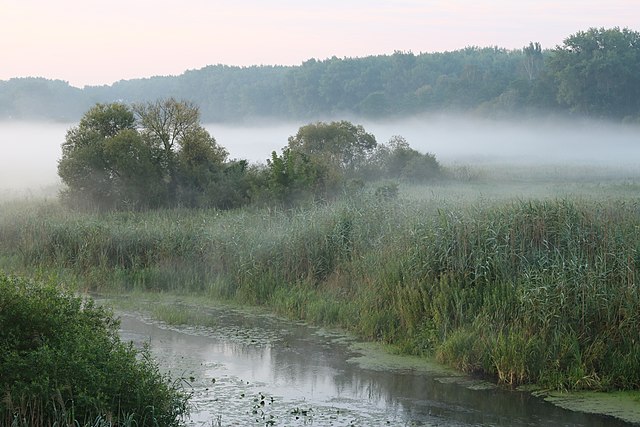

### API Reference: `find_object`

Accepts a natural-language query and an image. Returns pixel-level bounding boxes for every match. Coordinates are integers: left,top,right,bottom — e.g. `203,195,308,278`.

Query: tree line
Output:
59,99,442,210
3,27,639,122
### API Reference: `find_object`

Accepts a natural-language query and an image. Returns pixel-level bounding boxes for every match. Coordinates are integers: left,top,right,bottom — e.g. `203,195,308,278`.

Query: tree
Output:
370,135,442,182
58,103,149,209
101,129,165,208
134,98,203,197
58,100,233,210
176,126,228,207
523,42,543,81
548,27,640,117
266,148,331,204
212,160,255,209
265,121,377,203
286,121,377,173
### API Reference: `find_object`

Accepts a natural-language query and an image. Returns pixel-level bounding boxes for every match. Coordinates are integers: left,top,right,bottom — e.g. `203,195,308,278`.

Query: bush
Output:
0,275,189,426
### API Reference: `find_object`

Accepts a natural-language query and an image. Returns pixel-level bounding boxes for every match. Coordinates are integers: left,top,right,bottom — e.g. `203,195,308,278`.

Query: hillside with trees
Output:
1,27,639,122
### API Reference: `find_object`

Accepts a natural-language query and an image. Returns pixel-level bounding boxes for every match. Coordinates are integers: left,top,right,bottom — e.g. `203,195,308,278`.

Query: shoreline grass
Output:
1,180,639,392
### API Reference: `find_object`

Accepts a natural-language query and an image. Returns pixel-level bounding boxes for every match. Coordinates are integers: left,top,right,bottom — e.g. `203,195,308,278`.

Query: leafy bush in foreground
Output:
0,275,188,427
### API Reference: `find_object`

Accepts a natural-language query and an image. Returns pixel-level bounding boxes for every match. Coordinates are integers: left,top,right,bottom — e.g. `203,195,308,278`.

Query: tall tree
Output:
523,42,544,81
58,103,151,209
176,126,228,207
548,27,640,117
266,121,377,203
133,98,218,200
58,100,232,210
287,121,377,173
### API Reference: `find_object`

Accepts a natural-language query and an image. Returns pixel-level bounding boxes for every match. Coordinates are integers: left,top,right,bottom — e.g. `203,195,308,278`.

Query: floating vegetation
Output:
542,391,640,425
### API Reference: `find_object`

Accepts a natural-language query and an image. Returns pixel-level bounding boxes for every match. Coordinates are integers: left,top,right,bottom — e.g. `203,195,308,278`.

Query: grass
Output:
149,303,219,328
1,176,640,392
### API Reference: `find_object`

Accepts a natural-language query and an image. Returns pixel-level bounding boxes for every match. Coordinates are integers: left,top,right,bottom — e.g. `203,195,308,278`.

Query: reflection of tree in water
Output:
255,315,630,427
120,308,631,427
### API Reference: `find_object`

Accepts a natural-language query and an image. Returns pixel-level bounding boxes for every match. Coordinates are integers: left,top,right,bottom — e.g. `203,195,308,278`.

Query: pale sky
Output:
1,0,638,88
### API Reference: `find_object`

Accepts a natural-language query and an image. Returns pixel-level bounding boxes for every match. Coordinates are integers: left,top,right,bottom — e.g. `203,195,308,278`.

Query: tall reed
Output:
1,190,639,390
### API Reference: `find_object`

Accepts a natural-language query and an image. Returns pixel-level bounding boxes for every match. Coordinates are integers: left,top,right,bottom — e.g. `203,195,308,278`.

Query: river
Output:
117,304,633,427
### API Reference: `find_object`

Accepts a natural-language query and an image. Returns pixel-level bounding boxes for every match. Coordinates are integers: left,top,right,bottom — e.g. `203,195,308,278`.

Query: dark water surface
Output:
118,306,633,427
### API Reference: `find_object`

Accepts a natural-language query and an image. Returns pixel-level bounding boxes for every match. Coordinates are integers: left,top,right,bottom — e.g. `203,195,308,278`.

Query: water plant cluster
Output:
0,274,189,426
1,183,639,393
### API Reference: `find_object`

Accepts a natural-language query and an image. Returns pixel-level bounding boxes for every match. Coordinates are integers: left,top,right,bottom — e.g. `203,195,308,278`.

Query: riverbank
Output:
108,292,640,425
0,276,188,426
1,179,639,422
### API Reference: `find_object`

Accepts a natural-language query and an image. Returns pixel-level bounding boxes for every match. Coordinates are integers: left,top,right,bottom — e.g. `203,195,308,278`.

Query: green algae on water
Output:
543,391,640,425
346,341,461,377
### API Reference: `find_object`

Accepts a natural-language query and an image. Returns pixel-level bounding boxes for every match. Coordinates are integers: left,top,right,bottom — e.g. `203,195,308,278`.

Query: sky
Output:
1,0,638,88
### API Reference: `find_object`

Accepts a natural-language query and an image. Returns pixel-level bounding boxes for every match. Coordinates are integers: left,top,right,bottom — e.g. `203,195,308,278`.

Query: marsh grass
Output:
150,303,219,328
1,180,640,391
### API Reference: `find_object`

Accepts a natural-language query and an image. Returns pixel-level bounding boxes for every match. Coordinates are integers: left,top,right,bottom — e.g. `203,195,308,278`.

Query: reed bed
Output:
1,185,639,391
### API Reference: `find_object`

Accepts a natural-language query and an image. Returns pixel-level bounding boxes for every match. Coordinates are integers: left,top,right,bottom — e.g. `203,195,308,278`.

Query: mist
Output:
204,122,297,162
207,115,640,173
364,115,640,168
0,121,67,196
2,116,639,195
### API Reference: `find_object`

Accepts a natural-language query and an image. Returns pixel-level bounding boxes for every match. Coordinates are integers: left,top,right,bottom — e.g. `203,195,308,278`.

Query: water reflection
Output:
118,308,632,426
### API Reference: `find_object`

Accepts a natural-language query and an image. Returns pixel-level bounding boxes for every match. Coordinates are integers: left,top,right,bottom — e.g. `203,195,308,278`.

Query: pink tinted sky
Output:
1,0,638,88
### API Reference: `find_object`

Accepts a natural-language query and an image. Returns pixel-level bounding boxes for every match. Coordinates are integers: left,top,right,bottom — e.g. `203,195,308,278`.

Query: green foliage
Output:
266,148,330,204
0,274,188,426
548,27,640,117
523,42,544,82
415,200,640,389
266,121,379,203
3,183,640,392
0,78,90,121
8,27,640,121
58,100,246,211
58,103,154,210
287,121,377,172
102,129,165,208
58,103,159,210
369,135,441,182
12,28,636,121
263,125,441,205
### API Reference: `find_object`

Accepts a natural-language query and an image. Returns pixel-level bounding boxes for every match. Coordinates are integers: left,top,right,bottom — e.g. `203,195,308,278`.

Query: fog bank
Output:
0,121,67,194
363,115,640,168
1,116,639,194
208,116,640,170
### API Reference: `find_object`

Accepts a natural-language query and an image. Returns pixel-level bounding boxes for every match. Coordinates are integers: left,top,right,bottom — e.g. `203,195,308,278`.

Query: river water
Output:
117,304,633,427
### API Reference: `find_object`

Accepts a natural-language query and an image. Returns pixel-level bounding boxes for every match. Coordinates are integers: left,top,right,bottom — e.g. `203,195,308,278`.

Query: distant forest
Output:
1,27,639,122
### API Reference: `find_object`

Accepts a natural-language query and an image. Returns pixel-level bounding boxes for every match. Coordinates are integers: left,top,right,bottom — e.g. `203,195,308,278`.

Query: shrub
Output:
0,275,189,426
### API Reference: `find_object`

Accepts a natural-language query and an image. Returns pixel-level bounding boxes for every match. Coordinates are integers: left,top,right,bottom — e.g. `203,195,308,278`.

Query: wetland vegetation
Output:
2,26,640,425
0,275,189,426
2,176,640,395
